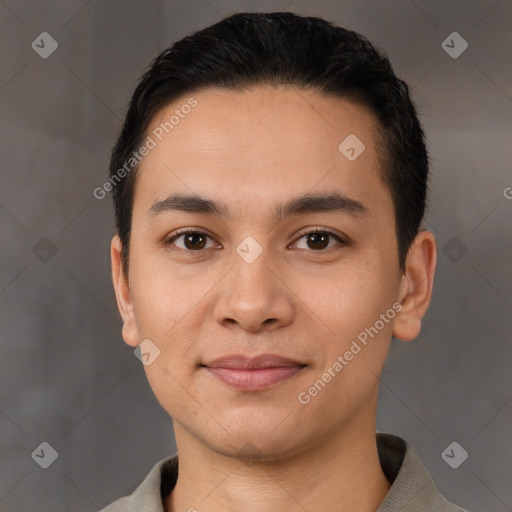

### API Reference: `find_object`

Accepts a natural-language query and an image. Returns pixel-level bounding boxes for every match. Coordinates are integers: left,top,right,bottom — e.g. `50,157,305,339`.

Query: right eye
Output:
163,230,219,251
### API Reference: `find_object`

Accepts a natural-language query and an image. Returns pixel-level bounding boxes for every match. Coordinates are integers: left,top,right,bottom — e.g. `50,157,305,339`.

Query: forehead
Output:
133,85,391,222
147,85,378,166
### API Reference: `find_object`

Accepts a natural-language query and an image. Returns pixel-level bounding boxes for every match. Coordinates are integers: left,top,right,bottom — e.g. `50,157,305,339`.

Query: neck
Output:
165,407,390,512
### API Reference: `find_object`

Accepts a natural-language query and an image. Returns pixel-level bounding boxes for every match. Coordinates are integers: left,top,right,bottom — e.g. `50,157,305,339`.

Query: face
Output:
112,86,417,461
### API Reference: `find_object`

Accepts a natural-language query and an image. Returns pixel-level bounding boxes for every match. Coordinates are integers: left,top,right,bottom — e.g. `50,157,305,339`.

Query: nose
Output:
212,246,294,333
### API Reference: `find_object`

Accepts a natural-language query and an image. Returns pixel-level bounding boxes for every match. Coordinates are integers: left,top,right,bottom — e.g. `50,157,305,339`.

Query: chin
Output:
210,433,303,464
198,411,311,463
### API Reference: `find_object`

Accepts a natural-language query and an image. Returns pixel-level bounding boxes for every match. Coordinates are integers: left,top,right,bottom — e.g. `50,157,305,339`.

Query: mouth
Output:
200,354,308,391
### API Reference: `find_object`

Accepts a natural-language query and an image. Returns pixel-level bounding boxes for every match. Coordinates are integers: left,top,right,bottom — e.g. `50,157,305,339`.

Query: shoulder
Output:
99,453,178,512
377,433,467,512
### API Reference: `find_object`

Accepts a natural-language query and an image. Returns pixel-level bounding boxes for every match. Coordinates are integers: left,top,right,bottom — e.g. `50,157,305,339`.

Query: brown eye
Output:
183,232,207,250
306,232,329,250
165,231,215,251
293,229,345,251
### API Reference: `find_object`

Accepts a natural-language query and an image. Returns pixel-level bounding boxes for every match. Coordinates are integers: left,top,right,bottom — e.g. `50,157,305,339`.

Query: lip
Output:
204,353,305,369
201,354,307,391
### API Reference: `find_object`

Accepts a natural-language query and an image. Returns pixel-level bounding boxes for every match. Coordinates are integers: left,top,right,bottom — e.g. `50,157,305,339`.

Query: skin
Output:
111,85,436,512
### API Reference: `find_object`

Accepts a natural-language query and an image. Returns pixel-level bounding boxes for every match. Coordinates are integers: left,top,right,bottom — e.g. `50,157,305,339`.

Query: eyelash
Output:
162,228,347,253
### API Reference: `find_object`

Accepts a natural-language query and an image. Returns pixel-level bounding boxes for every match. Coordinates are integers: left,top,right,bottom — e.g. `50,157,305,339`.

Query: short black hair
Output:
109,11,429,273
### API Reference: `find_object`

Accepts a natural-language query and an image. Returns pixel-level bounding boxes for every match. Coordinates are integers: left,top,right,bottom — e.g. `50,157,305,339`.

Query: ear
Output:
392,230,437,341
111,235,140,347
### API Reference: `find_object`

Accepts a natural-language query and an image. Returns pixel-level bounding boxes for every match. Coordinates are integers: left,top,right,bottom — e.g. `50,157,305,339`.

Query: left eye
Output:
292,230,345,251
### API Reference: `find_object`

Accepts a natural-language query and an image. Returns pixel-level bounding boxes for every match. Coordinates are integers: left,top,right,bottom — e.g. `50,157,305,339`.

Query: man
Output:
102,11,466,512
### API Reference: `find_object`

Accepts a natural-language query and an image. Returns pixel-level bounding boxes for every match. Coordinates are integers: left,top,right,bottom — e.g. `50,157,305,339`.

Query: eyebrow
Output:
147,192,368,224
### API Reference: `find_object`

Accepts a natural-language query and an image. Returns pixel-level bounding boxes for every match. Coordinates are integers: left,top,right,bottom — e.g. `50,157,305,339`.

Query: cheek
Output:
294,268,394,423
297,256,397,390
295,258,391,337
129,255,217,338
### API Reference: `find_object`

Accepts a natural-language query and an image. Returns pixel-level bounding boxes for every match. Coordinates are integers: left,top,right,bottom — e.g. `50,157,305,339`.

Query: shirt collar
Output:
101,433,464,511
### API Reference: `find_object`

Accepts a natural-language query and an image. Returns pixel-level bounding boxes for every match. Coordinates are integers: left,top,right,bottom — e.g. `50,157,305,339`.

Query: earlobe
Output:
111,235,140,347
392,230,437,341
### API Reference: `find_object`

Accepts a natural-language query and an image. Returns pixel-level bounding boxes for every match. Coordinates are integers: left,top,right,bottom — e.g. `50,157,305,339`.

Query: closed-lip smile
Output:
201,353,307,390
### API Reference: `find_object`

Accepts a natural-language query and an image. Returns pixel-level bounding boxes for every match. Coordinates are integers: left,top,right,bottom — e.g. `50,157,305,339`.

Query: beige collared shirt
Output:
100,433,467,512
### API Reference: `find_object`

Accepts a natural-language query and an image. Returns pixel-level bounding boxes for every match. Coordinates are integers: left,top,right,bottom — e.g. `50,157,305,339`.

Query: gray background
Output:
1,1,511,510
